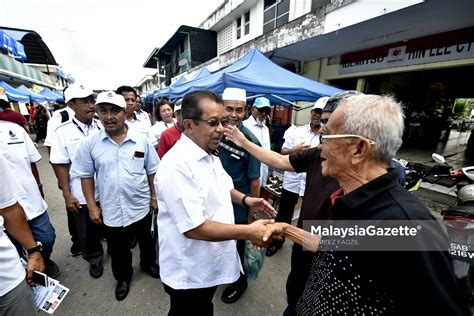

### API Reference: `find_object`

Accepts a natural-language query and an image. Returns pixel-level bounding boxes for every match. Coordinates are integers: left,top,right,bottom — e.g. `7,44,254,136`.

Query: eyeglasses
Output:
258,107,271,114
194,118,230,127
320,134,376,145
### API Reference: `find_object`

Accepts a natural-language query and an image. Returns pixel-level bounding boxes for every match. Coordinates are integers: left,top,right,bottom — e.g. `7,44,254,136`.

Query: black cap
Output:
323,90,362,113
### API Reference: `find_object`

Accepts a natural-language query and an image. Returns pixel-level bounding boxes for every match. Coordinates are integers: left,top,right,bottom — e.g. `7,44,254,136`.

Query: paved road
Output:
35,143,290,315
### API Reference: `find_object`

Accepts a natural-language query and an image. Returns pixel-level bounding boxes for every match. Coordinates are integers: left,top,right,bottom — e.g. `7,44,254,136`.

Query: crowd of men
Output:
0,82,472,315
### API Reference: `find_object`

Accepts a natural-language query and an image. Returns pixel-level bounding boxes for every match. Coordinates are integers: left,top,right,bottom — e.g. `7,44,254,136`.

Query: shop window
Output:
263,0,290,34
236,17,242,39
244,11,250,35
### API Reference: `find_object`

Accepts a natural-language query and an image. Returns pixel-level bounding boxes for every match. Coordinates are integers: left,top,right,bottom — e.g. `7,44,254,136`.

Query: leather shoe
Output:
221,282,248,304
89,263,103,278
141,263,160,278
266,244,281,257
115,281,130,301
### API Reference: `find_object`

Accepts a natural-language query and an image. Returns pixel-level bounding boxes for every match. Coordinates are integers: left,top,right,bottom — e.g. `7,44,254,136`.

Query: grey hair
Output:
338,94,405,163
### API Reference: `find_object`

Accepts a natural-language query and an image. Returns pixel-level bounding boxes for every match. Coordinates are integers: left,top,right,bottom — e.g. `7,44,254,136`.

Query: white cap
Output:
174,99,182,112
312,96,329,110
64,83,94,103
96,91,126,108
222,87,246,102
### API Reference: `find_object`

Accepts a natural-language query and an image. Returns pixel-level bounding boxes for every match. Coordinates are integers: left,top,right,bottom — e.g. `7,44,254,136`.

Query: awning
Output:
0,30,26,61
40,88,64,102
16,85,52,102
0,54,56,88
0,81,30,102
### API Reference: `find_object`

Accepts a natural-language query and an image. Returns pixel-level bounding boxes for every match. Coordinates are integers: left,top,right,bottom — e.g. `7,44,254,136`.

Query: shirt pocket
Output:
130,157,145,174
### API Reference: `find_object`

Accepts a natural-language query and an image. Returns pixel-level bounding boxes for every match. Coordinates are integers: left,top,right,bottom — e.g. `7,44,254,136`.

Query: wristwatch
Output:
25,241,43,256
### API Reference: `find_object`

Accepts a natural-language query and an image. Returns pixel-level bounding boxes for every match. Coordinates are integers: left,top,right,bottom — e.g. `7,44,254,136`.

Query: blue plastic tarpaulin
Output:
154,75,187,99
0,81,30,102
16,85,52,102
40,88,64,102
169,48,342,102
0,30,26,61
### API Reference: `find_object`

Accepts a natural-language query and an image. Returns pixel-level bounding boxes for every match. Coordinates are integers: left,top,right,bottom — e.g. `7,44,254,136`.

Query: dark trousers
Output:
163,283,217,316
104,212,156,282
67,210,80,245
273,188,299,248
76,204,103,265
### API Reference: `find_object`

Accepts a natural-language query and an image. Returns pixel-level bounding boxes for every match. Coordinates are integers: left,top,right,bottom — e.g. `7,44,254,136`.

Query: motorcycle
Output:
436,154,474,302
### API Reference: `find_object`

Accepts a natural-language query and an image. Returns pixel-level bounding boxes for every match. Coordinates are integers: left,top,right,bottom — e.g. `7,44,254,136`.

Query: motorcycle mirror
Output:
432,153,446,164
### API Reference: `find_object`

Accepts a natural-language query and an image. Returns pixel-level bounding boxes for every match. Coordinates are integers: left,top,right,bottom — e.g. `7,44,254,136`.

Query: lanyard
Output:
72,119,100,136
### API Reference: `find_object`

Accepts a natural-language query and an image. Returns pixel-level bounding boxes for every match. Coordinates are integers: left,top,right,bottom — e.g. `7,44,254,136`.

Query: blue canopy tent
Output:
153,75,187,100
187,67,211,81
40,88,64,102
0,30,26,61
16,85,52,102
169,49,342,106
0,82,30,102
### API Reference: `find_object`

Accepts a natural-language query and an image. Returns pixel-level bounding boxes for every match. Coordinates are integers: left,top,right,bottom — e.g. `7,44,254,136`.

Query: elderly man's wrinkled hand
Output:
224,125,246,147
247,219,276,247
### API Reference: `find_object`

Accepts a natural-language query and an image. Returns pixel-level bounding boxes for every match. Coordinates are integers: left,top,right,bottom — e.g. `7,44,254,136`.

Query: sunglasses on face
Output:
258,107,271,114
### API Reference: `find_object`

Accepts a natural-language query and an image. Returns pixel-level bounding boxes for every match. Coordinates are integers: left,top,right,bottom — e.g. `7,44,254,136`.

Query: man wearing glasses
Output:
218,88,262,304
155,90,278,315
223,90,359,315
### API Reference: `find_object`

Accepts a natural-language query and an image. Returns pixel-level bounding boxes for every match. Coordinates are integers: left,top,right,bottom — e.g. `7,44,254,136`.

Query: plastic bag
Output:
243,240,266,280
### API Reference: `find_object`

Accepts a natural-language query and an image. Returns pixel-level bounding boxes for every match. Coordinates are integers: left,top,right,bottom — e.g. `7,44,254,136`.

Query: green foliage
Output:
452,99,473,120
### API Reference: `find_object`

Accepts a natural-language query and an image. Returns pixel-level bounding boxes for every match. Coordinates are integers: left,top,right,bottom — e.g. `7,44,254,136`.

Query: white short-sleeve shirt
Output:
0,121,47,220
44,106,75,147
49,118,102,204
0,153,27,296
156,134,241,290
282,124,320,196
243,115,271,187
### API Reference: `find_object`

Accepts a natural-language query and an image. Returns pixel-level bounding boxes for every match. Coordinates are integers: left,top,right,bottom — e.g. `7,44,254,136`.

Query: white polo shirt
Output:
127,114,150,137
243,115,271,187
282,124,320,196
0,152,27,296
156,134,241,290
44,106,75,147
135,110,152,128
49,117,102,205
0,121,48,220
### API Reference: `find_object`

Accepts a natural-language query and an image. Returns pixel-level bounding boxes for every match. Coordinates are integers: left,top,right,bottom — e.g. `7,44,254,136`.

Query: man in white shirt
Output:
243,97,272,190
0,120,59,278
117,86,150,136
156,90,278,315
49,84,104,279
265,97,328,257
0,152,45,315
44,84,85,257
72,91,160,301
135,95,152,126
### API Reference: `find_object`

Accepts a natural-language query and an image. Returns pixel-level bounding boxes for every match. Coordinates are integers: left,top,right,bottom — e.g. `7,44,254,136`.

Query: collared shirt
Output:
297,169,471,315
71,127,159,227
243,115,271,187
49,117,102,204
135,110,152,128
148,119,176,148
0,152,27,296
44,106,75,147
156,134,240,290
127,113,150,137
0,121,47,220
282,124,320,196
217,123,261,223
